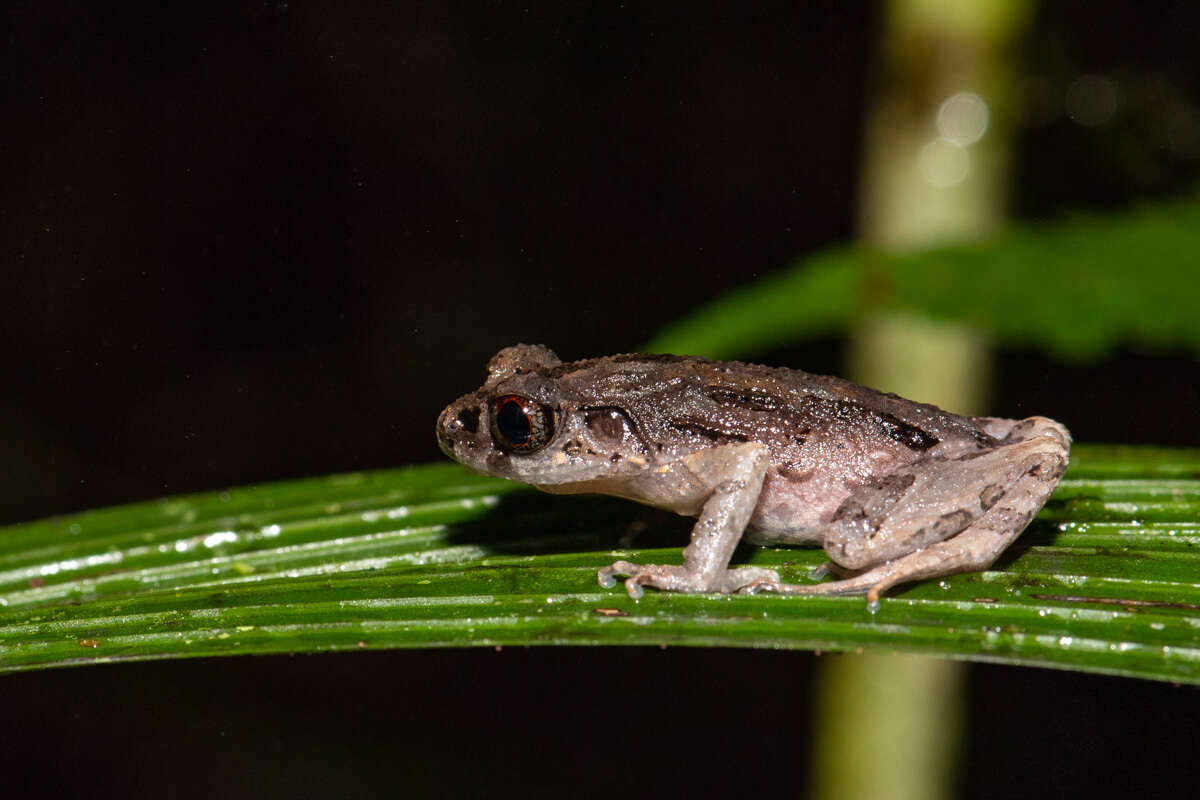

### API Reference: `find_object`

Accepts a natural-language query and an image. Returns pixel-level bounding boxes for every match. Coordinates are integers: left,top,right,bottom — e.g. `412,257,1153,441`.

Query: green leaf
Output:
1,447,1197,683
646,193,1200,360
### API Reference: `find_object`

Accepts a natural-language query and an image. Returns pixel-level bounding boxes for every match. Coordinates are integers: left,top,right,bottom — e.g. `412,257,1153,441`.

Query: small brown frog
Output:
436,345,1070,610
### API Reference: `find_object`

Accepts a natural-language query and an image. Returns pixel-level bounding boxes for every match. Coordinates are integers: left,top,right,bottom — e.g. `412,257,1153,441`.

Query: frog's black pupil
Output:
496,400,532,445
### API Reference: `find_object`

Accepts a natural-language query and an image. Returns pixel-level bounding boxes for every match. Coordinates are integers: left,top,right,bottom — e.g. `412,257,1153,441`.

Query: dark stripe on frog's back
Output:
664,394,940,456
667,382,814,449
721,363,998,453
694,373,941,451
872,411,940,450
702,386,781,412
667,416,753,445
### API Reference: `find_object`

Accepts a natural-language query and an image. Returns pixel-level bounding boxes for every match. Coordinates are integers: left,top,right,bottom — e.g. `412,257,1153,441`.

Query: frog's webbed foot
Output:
598,561,780,599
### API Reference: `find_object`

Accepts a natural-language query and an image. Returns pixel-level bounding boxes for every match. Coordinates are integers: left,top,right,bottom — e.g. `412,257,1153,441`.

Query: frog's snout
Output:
435,409,453,460
436,399,484,461
435,404,460,460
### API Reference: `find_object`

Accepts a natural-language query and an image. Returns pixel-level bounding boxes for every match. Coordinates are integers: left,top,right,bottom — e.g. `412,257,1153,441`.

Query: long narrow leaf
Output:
0,446,1197,682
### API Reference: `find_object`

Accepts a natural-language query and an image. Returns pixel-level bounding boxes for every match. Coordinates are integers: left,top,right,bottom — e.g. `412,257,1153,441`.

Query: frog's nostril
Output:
436,424,456,458
436,406,460,451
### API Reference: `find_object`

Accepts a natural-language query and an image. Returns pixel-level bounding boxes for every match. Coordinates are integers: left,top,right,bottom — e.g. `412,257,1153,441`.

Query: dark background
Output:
2,2,1198,797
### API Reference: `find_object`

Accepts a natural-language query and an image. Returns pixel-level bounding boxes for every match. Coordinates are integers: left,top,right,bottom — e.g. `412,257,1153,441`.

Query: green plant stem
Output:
814,654,963,800
817,2,1034,798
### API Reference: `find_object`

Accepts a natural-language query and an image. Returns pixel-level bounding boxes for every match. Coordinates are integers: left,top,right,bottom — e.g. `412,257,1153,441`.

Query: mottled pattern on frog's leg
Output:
746,417,1070,611
819,416,1070,573
745,495,1046,612
598,441,773,597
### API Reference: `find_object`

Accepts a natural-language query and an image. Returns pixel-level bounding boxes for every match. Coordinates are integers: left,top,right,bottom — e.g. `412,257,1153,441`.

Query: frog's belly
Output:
745,469,850,544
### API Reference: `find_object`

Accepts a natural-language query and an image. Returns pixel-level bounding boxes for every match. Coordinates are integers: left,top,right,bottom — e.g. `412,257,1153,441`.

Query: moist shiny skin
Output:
437,347,997,540
436,344,1070,607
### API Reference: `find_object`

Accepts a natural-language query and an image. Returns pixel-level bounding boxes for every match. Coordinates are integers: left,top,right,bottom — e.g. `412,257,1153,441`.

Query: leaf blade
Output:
0,445,1197,683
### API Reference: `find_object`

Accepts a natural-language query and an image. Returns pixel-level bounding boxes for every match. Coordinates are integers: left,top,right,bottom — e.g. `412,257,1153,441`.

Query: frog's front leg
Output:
598,442,780,598
749,416,1070,611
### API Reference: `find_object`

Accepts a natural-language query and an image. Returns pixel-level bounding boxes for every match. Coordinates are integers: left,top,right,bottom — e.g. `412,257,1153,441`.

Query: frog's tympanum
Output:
437,345,1070,610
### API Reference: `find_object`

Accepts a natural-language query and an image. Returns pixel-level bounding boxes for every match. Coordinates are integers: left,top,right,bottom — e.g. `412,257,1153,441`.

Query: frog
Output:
436,344,1071,611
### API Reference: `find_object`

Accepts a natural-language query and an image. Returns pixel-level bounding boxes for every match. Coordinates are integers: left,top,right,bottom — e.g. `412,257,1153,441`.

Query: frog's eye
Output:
490,394,556,453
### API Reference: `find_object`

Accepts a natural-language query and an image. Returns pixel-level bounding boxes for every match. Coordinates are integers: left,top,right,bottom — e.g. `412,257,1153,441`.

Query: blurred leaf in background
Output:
647,190,1200,363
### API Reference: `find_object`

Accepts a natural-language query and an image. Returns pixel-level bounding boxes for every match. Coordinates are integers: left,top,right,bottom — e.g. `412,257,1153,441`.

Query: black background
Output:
2,2,1198,797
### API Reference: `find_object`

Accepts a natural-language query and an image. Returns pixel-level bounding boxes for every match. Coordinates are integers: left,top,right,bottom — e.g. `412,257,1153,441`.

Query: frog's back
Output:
549,353,995,463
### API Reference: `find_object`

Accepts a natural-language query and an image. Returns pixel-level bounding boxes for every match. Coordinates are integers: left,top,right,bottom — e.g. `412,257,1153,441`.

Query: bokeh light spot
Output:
917,138,970,187
937,91,989,145
1167,106,1200,159
1066,75,1120,127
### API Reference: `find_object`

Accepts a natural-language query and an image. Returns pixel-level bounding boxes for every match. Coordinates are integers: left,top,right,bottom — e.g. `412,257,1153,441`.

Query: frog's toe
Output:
598,561,661,598
808,562,833,580
725,567,781,593
738,577,782,595
597,560,639,589
623,576,646,600
865,588,882,614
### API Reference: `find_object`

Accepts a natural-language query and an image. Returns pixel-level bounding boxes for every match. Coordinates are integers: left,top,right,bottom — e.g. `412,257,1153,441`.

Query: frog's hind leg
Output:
746,417,1070,611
